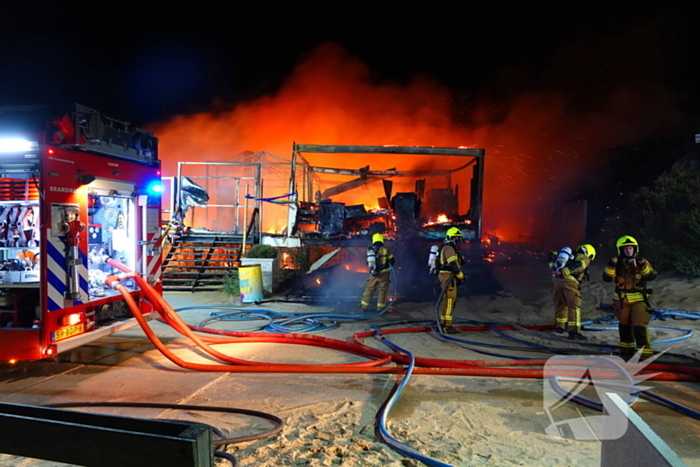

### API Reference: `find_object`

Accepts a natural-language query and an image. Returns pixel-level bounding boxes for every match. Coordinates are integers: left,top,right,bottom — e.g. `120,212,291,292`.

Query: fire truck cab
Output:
0,103,162,362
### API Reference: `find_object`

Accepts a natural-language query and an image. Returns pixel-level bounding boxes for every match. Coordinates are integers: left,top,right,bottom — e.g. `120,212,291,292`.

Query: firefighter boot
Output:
441,321,459,334
618,324,636,360
568,331,587,341
633,326,653,360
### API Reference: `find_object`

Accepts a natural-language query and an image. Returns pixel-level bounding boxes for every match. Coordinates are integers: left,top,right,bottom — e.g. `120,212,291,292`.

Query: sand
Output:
2,260,700,466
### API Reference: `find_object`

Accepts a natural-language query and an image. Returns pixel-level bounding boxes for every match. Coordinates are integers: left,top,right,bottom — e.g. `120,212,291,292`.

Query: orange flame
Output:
153,42,678,242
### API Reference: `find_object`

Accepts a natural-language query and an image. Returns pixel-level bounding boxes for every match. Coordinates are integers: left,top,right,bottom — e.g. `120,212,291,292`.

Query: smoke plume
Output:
154,39,683,242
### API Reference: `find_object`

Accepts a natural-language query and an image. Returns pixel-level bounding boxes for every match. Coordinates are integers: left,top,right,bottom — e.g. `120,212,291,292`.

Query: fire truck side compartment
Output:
0,103,162,362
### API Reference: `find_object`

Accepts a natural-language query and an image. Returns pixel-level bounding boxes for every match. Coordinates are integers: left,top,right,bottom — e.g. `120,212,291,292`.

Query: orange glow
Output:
423,214,454,227
8,359,17,365
280,251,296,269
316,278,321,285
153,43,672,242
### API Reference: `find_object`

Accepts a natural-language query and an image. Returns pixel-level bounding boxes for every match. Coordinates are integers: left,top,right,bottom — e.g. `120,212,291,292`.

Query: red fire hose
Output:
103,260,700,381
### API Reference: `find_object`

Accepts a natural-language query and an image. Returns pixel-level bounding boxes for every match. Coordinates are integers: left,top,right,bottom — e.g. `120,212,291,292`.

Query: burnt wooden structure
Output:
289,144,486,242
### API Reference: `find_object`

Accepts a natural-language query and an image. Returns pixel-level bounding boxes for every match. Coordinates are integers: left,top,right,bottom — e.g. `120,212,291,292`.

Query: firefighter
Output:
603,235,657,360
550,246,573,333
437,227,466,334
551,244,596,340
360,233,395,312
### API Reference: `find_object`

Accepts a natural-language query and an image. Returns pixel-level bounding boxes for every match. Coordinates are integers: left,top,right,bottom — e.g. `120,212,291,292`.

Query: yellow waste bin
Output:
239,265,263,303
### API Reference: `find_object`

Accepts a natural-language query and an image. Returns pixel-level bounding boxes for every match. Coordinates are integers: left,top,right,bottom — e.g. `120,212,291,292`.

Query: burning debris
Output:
288,144,485,244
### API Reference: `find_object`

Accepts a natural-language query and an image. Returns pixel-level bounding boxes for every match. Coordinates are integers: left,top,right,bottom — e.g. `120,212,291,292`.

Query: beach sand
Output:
1,260,700,466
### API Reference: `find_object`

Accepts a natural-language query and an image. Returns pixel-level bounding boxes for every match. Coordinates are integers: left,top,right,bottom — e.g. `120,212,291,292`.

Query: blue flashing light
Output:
147,181,163,195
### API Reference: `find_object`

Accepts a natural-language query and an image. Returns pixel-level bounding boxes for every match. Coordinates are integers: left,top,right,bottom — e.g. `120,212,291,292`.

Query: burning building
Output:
164,143,485,247
160,142,487,299
285,144,485,245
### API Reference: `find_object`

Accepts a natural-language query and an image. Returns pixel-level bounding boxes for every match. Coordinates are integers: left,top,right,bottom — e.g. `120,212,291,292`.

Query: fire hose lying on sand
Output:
100,259,700,467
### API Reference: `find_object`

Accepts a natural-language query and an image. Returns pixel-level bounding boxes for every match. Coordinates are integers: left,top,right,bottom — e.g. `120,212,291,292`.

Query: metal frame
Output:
161,175,176,222
176,161,261,238
290,144,486,240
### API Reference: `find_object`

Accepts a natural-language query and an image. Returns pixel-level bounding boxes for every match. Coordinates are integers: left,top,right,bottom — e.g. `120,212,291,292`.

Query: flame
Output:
280,252,296,269
153,41,681,242
423,214,454,227
316,278,321,285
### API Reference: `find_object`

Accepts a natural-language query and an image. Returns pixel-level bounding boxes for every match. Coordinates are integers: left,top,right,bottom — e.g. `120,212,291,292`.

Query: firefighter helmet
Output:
616,235,638,256
577,244,596,261
446,227,463,241
372,233,384,244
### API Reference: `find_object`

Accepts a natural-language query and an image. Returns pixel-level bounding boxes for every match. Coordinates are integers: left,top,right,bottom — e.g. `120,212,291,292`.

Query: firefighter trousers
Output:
613,299,652,358
552,279,582,333
438,272,458,327
361,270,391,310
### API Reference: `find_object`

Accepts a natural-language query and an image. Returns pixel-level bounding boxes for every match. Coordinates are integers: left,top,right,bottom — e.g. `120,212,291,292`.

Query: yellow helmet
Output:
446,227,463,241
616,235,638,255
577,244,596,260
372,233,384,244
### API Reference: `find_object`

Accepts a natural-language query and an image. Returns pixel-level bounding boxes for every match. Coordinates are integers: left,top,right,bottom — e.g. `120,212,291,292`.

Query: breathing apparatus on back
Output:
427,244,440,275
367,233,384,276
552,246,573,273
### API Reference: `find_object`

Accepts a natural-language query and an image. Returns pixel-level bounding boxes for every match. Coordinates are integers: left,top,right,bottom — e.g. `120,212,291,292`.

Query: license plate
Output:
52,323,85,342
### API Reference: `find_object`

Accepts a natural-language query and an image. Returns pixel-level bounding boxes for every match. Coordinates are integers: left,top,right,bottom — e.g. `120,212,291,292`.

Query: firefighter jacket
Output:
439,243,465,280
603,255,657,303
558,253,591,286
371,243,395,274
547,251,558,271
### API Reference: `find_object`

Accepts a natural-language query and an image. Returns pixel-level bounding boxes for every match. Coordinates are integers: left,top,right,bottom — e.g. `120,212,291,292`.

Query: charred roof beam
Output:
295,144,484,157
310,161,474,177
320,175,386,200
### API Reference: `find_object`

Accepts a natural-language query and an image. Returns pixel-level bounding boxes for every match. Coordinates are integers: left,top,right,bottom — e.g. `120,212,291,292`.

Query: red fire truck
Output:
0,103,162,362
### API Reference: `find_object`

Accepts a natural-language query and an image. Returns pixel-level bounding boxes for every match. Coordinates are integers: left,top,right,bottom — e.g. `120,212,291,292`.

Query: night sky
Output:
2,4,697,126
2,4,699,242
